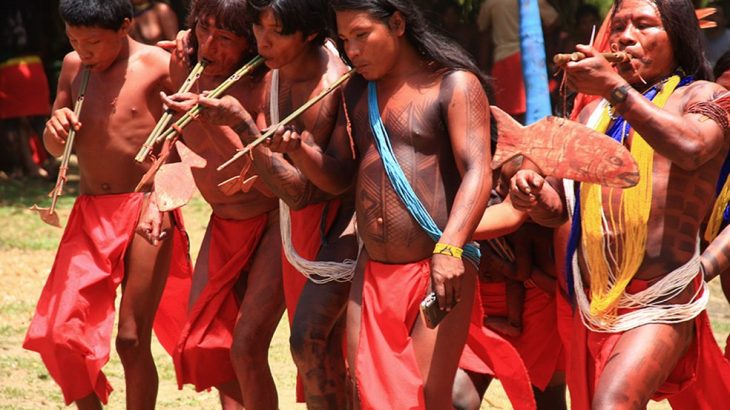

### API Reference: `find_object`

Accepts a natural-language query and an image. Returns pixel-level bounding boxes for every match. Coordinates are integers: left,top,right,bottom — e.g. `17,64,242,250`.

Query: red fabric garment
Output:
555,286,573,362
281,199,340,402
174,213,268,390
0,56,50,119
726,334,729,361
568,274,730,410
491,52,526,116
459,285,536,410
355,259,431,410
478,282,565,390
23,193,192,405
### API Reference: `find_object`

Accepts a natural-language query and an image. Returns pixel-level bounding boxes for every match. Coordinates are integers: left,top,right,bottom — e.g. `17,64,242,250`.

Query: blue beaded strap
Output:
367,81,481,266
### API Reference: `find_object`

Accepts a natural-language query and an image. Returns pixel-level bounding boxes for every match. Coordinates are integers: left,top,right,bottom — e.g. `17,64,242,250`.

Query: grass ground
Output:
1,175,728,409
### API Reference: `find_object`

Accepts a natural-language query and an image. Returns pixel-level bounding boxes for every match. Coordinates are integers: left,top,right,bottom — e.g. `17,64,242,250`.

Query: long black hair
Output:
612,0,712,81
329,0,490,91
246,0,329,45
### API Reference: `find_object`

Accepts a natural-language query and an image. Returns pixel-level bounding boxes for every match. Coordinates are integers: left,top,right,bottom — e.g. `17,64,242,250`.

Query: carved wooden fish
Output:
491,105,639,188
154,141,207,211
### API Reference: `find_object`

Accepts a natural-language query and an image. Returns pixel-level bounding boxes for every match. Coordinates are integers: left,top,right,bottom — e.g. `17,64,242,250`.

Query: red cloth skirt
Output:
281,199,340,402
479,281,565,390
355,259,431,410
567,274,730,409
491,52,526,116
0,56,50,119
174,213,268,390
459,284,537,410
23,193,192,405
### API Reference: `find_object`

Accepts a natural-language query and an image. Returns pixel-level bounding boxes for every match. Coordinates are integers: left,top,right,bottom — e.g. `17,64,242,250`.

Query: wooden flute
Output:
217,68,355,171
135,59,208,163
149,54,265,147
30,67,91,227
553,51,631,65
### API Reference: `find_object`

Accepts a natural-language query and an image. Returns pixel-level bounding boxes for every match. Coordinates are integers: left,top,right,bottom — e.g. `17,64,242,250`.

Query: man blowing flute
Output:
512,0,730,408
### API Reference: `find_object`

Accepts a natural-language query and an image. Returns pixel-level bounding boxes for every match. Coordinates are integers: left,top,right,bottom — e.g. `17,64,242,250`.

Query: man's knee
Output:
289,321,327,363
592,388,646,410
230,331,268,365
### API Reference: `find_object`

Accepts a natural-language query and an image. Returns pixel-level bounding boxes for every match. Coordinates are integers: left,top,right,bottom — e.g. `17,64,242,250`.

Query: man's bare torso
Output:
345,73,463,264
578,82,730,282
69,45,171,195
179,72,279,220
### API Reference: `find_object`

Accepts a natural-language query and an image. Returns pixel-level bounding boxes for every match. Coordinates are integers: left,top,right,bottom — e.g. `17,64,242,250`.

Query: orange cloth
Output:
0,56,50,119
281,199,340,402
23,193,192,405
355,259,431,410
174,213,268,390
567,275,730,409
491,52,526,116
479,282,565,390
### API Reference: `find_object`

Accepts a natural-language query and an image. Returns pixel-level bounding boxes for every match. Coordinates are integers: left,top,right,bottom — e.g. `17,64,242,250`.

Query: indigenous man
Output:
512,0,730,408
23,0,192,408
158,1,283,409
262,0,492,407
241,2,357,408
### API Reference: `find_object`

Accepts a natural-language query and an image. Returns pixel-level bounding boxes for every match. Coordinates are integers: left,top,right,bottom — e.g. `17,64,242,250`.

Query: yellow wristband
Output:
433,242,463,259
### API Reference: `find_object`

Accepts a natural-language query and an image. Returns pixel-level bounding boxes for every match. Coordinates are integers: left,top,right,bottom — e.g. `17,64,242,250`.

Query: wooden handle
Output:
553,51,631,65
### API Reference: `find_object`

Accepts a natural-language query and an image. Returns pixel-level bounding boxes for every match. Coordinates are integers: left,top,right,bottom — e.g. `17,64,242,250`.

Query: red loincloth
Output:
0,56,50,119
355,259,431,410
478,282,565,390
491,52,526,116
23,193,192,405
281,199,340,402
174,213,268,391
555,286,573,361
568,274,730,409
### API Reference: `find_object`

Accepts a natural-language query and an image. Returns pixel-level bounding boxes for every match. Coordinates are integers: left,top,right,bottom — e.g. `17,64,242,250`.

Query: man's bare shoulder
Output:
440,69,482,90
672,80,728,112
132,42,171,72
323,48,350,86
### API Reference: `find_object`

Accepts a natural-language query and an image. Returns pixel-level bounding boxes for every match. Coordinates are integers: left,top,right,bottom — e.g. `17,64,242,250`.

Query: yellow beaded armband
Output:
433,242,463,259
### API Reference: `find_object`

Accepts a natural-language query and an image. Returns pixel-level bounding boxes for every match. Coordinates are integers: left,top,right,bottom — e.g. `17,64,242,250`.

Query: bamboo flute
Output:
217,68,355,171
30,67,90,227
553,51,631,65
135,59,208,163
153,55,265,144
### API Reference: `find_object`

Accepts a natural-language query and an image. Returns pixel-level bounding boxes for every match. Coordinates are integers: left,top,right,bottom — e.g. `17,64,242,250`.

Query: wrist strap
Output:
433,242,463,259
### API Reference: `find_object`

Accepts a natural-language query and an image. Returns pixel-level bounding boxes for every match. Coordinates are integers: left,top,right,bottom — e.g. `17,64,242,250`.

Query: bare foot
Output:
484,316,522,337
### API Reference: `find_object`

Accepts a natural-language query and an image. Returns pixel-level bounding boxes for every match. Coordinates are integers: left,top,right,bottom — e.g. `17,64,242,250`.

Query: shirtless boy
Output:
23,0,191,409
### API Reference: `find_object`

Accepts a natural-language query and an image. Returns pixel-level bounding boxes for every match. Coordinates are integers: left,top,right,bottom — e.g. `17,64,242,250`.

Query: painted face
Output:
195,15,249,76
335,10,401,81
609,0,675,86
252,8,310,70
65,23,128,72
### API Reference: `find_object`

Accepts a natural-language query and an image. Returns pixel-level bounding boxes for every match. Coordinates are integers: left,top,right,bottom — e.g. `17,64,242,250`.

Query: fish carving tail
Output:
490,105,524,169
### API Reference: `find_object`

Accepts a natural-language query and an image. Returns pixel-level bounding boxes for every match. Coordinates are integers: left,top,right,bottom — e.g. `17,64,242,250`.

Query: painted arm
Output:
701,223,730,281
565,45,728,170
431,71,493,308
243,103,339,210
